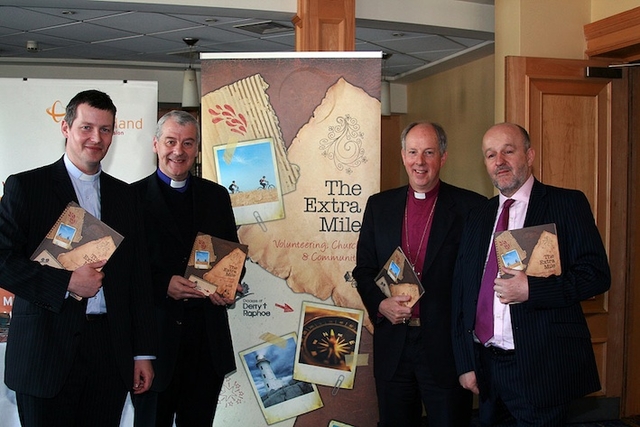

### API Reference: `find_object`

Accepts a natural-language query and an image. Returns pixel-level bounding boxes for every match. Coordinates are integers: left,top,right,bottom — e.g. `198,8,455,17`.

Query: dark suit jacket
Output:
0,157,156,398
133,173,239,391
452,179,611,407
353,181,486,387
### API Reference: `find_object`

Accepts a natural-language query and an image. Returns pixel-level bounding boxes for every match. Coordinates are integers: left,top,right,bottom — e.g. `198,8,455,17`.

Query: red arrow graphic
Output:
275,303,294,312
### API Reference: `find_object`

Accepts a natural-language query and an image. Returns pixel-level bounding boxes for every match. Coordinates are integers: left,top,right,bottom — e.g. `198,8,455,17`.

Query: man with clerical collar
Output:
0,89,156,426
353,121,486,426
132,110,243,427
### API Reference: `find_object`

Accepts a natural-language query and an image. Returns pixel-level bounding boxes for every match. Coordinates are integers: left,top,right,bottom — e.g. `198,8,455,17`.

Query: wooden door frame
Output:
505,55,629,420
626,68,640,417
584,8,640,417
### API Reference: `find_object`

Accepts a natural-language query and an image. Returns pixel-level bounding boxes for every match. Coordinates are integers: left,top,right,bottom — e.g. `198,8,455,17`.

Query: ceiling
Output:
0,1,495,83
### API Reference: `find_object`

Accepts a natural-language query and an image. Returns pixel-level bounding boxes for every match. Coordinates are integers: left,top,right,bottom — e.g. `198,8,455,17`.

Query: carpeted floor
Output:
421,413,640,426
466,416,640,426
567,420,638,426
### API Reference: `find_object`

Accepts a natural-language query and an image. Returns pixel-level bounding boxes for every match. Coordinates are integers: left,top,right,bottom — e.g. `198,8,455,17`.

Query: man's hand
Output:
166,275,206,300
67,260,106,298
132,359,154,394
494,267,529,304
378,295,412,325
208,283,243,306
459,371,479,395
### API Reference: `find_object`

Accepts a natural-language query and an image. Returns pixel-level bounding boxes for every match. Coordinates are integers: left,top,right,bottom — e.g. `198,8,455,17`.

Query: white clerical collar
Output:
170,179,187,189
63,154,100,182
409,181,440,201
156,169,190,192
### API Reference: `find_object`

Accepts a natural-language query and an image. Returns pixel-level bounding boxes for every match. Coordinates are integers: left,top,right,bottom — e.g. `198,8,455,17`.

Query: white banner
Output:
0,79,158,427
0,78,157,185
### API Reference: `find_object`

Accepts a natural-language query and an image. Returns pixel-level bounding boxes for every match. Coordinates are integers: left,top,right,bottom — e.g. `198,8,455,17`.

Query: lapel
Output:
472,196,500,288
386,187,407,249
99,172,116,224
523,179,548,227
143,173,188,245
189,177,206,237
421,182,454,273
51,157,78,204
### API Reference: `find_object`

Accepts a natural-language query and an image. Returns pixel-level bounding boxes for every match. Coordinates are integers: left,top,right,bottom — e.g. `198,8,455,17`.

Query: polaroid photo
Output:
388,259,401,282
239,332,323,425
501,249,524,271
213,138,285,226
194,250,210,269
293,301,364,390
52,223,76,250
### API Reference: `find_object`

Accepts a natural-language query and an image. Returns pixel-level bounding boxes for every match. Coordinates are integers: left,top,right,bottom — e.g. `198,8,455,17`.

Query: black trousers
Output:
17,315,127,427
476,344,568,427
134,307,224,427
376,327,473,427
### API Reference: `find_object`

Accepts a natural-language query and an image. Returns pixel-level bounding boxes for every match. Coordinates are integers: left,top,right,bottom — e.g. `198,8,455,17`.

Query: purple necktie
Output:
475,199,514,344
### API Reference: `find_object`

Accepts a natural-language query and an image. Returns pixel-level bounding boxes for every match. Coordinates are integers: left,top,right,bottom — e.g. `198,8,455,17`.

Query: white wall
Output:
0,62,187,104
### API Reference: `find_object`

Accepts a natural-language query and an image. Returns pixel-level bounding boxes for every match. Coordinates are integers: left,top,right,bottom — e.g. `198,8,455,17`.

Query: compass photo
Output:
293,301,364,390
300,314,359,370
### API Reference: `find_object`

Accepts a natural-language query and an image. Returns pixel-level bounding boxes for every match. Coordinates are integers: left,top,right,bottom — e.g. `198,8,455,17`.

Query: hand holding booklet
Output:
30,201,124,300
374,247,424,308
494,223,561,278
184,232,248,300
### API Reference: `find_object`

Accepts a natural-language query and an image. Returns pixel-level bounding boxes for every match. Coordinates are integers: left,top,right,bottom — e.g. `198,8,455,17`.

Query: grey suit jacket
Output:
353,181,485,387
0,157,156,398
133,173,239,391
452,179,611,406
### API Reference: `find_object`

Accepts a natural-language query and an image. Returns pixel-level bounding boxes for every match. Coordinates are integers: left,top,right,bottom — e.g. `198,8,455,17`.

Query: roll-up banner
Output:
200,52,381,427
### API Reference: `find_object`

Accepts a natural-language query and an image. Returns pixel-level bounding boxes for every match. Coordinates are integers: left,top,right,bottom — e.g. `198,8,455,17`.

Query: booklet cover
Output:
30,202,124,300
185,232,248,300
374,246,424,308
494,223,561,278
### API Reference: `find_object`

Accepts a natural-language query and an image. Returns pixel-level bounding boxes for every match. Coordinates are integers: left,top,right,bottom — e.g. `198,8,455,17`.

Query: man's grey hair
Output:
156,110,201,145
400,121,447,155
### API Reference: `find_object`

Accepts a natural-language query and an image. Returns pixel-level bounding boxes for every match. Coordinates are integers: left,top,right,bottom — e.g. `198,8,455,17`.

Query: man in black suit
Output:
0,90,156,426
132,110,241,427
452,123,611,426
353,122,486,426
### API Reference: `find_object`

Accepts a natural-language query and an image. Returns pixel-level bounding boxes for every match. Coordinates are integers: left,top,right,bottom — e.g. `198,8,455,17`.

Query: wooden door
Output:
626,67,640,417
380,114,403,191
505,56,629,417
293,0,355,51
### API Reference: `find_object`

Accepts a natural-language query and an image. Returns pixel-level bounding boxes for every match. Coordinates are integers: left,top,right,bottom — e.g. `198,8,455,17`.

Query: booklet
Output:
494,223,561,278
374,246,424,308
30,201,124,300
184,232,248,300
